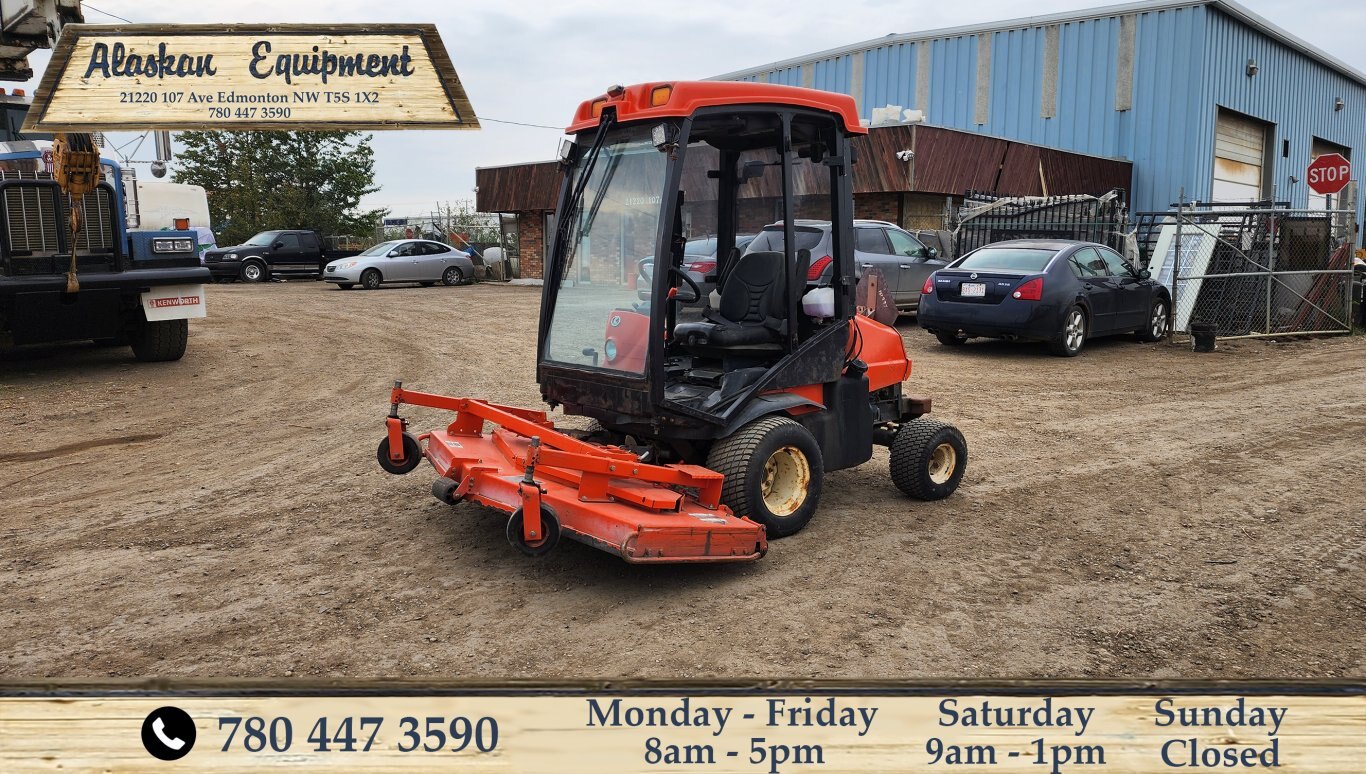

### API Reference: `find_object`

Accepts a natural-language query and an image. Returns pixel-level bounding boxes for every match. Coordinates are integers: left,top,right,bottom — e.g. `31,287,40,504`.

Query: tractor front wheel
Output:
376,432,423,474
507,505,560,557
890,418,967,500
706,416,823,538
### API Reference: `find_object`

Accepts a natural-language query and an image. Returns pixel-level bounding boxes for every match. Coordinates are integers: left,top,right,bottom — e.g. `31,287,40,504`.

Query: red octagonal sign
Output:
1307,152,1352,195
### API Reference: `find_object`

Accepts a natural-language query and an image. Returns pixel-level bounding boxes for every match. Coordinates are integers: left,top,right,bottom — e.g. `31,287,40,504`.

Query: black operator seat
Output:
674,250,786,348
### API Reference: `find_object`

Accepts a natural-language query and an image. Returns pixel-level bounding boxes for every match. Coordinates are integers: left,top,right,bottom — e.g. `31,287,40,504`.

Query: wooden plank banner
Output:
0,681,1363,772
22,24,480,132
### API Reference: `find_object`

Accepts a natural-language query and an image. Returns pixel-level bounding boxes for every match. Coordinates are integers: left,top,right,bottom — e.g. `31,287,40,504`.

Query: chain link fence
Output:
1135,202,1356,338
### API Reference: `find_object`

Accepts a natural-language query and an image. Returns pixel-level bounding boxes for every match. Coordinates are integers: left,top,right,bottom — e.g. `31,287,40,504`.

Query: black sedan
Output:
917,240,1170,357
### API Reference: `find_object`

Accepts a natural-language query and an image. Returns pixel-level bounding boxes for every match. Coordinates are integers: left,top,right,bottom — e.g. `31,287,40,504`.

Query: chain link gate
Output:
1135,200,1357,339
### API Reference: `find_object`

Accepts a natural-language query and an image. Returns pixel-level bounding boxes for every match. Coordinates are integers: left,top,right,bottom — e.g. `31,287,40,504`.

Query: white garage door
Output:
1213,109,1269,202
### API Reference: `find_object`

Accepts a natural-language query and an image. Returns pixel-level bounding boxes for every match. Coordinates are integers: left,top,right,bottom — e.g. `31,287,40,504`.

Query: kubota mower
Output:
379,81,967,563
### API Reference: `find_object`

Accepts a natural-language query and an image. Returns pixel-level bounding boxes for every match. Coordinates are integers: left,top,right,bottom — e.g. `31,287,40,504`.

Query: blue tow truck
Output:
0,134,208,361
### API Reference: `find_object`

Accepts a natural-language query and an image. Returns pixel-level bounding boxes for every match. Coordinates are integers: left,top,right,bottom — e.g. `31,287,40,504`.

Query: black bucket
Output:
1191,321,1217,353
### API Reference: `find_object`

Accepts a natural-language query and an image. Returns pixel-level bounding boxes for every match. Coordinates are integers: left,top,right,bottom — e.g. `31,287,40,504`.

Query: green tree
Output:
172,130,386,246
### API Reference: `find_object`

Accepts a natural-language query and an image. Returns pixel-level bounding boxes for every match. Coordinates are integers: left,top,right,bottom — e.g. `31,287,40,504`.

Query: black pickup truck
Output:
203,229,360,282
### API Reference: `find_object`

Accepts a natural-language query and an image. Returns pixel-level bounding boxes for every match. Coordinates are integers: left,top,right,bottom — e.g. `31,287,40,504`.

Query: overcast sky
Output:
22,0,1364,217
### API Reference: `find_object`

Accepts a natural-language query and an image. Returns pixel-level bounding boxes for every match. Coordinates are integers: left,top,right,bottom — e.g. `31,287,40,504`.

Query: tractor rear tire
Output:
130,319,188,362
507,505,560,557
376,432,423,474
706,416,823,538
890,418,967,500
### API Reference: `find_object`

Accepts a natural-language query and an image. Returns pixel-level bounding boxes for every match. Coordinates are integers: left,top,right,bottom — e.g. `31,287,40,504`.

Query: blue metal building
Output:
713,0,1366,227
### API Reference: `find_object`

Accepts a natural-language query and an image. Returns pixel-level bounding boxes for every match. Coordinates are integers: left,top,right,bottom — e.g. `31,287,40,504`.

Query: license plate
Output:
960,282,986,297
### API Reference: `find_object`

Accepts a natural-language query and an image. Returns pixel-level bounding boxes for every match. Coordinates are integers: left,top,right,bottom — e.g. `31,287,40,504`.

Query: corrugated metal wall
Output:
717,2,1366,228
1200,6,1366,214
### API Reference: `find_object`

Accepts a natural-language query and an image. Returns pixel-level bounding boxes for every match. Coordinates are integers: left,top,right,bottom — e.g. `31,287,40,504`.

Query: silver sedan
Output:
323,239,476,290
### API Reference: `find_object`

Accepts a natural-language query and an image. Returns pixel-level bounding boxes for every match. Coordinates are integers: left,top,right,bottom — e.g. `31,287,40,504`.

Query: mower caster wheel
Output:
507,505,560,557
431,476,463,505
890,418,967,500
377,432,423,474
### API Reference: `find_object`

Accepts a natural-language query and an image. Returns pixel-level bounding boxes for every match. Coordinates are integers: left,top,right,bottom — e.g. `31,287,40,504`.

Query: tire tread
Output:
890,417,967,500
130,319,188,362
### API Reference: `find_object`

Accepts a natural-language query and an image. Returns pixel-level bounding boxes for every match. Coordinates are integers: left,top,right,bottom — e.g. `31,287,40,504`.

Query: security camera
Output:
150,160,167,178
895,150,915,162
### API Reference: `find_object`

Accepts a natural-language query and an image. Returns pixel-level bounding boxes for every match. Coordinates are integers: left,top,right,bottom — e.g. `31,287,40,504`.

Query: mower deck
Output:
380,384,767,563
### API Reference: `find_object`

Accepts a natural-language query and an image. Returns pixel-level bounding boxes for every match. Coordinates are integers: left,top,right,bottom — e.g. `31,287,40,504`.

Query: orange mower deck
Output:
379,383,767,563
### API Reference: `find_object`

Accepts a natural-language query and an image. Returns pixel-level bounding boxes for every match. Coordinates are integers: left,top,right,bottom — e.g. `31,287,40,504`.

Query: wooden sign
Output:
23,24,480,132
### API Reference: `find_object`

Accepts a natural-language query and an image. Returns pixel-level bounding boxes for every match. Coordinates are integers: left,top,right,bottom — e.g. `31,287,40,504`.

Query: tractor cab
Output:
538,82,866,447
378,82,965,564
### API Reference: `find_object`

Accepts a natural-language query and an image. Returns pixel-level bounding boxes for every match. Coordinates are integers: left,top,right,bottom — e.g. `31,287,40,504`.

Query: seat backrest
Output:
718,250,785,324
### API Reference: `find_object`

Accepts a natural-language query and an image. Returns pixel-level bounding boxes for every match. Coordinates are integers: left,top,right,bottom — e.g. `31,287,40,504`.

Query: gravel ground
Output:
2,281,1363,679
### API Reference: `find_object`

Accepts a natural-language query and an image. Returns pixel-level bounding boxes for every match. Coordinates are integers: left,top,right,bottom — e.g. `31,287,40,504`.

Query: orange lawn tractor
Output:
378,82,967,563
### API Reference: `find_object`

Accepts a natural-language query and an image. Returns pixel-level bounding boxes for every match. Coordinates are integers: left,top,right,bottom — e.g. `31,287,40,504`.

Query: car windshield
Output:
245,231,282,247
746,226,824,253
956,247,1056,272
543,123,669,375
360,241,400,257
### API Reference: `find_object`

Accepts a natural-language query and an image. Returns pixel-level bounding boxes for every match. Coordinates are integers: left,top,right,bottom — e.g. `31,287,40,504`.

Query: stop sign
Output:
1307,152,1351,195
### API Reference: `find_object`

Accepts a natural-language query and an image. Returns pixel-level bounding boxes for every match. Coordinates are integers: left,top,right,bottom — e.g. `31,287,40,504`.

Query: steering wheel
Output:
636,257,654,285
668,266,702,304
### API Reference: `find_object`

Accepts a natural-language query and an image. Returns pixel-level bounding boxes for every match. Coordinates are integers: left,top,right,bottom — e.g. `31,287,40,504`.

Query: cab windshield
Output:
543,123,669,374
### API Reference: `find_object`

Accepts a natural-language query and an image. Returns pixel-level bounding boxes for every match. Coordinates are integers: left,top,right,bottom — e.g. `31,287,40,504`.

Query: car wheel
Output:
240,261,267,283
1137,297,1169,342
889,417,967,500
1050,305,1086,357
935,331,968,347
130,319,188,362
442,266,464,286
705,416,823,538
337,283,354,290
360,269,382,289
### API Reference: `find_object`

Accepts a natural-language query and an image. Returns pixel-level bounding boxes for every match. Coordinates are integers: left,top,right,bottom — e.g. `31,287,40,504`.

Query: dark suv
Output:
747,219,948,313
203,229,358,282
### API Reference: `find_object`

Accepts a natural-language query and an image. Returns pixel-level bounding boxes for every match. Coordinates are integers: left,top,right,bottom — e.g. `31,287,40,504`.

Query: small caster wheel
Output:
431,476,463,505
506,505,560,557
376,432,423,474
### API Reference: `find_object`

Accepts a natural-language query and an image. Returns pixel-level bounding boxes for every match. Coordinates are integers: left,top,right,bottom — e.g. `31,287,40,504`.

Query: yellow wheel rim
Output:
761,445,811,517
928,442,957,485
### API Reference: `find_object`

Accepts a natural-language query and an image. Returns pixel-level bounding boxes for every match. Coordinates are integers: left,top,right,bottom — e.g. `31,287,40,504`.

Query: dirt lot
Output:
2,281,1364,680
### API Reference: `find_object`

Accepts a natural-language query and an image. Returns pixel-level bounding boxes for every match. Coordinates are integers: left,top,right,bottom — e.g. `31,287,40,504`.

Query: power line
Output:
84,3,134,24
480,117,564,131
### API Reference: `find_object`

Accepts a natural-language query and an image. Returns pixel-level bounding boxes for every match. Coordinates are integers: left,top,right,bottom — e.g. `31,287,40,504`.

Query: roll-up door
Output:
1213,108,1270,202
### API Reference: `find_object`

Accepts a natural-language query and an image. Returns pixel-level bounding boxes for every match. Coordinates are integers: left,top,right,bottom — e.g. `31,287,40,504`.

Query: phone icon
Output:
141,706,196,760
153,717,186,750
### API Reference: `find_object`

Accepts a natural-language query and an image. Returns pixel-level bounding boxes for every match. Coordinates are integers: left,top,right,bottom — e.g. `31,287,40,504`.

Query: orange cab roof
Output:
566,81,867,135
